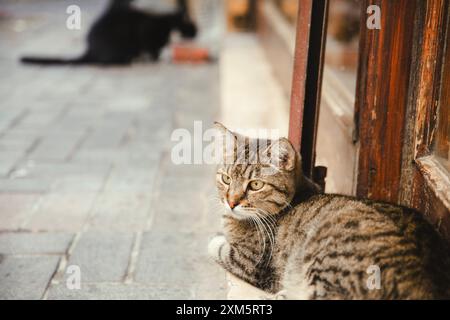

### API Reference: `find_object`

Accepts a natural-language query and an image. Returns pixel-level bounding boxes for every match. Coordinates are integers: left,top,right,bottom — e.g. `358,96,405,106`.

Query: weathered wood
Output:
288,0,329,179
353,0,450,240
434,6,450,167
410,0,448,160
356,0,417,202
415,156,450,242
401,0,450,240
399,0,448,204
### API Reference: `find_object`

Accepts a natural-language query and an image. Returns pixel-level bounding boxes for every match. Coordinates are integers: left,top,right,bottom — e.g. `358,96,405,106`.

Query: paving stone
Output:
123,131,172,151
0,107,26,127
82,127,127,150
42,163,110,193
0,137,35,153
158,176,212,196
0,178,51,193
0,150,25,177
49,176,107,193
7,161,111,193
0,232,73,255
17,109,61,128
127,115,173,142
47,283,192,300
23,192,98,231
0,128,41,144
56,108,106,131
0,193,41,231
0,255,60,300
63,232,134,282
134,231,226,300
163,163,217,179
103,165,158,191
30,131,86,161
83,166,158,231
149,191,221,233
87,191,152,231
47,123,90,136
135,231,202,284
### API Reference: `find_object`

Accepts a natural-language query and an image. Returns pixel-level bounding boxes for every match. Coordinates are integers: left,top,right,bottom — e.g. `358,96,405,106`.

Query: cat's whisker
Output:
262,211,278,227
254,209,277,262
254,210,275,232
259,214,275,250
241,207,276,246
253,211,275,266
254,208,277,229
254,215,267,257
282,200,293,211
250,215,266,264
260,219,274,266
249,216,265,265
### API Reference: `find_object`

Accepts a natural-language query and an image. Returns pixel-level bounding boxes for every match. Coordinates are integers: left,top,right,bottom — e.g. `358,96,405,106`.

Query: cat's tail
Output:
20,53,92,66
109,0,134,10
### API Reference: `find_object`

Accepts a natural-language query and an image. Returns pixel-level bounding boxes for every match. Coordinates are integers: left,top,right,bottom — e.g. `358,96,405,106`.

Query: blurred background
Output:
0,0,361,299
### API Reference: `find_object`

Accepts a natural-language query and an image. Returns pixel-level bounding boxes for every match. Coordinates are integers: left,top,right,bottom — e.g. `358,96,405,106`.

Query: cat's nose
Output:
228,201,237,209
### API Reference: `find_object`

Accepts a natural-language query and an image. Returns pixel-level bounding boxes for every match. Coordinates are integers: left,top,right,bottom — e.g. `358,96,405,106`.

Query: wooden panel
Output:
288,0,329,179
356,0,417,202
409,1,449,160
399,0,450,240
355,0,450,239
434,7,450,171
414,157,450,241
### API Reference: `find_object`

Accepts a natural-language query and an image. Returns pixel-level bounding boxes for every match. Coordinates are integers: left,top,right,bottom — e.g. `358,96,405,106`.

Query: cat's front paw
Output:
208,234,228,262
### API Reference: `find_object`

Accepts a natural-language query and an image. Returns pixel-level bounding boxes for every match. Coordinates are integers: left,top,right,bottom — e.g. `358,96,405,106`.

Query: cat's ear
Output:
213,122,236,144
213,122,237,163
214,121,231,134
269,138,297,171
214,122,248,141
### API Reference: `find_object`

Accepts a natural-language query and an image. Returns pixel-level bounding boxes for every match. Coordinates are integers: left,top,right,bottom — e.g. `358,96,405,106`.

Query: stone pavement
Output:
0,0,227,299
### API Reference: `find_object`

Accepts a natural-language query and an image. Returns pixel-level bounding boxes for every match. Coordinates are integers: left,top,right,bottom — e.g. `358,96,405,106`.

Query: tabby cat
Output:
20,0,197,65
208,123,450,299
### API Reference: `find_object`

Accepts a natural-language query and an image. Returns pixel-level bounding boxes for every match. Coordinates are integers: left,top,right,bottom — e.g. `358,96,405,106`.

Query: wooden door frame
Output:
288,0,450,239
288,0,329,189
355,0,417,202
399,0,450,240
355,0,450,240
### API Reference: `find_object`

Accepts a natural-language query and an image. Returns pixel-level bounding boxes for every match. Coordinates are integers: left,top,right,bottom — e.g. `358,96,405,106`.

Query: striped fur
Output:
208,125,450,299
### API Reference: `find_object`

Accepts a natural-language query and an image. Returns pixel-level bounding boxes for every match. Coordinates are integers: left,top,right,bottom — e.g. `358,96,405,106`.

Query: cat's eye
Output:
221,174,231,185
249,180,265,191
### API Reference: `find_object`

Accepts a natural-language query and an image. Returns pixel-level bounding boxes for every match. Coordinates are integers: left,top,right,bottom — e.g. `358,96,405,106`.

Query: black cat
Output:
20,0,197,65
